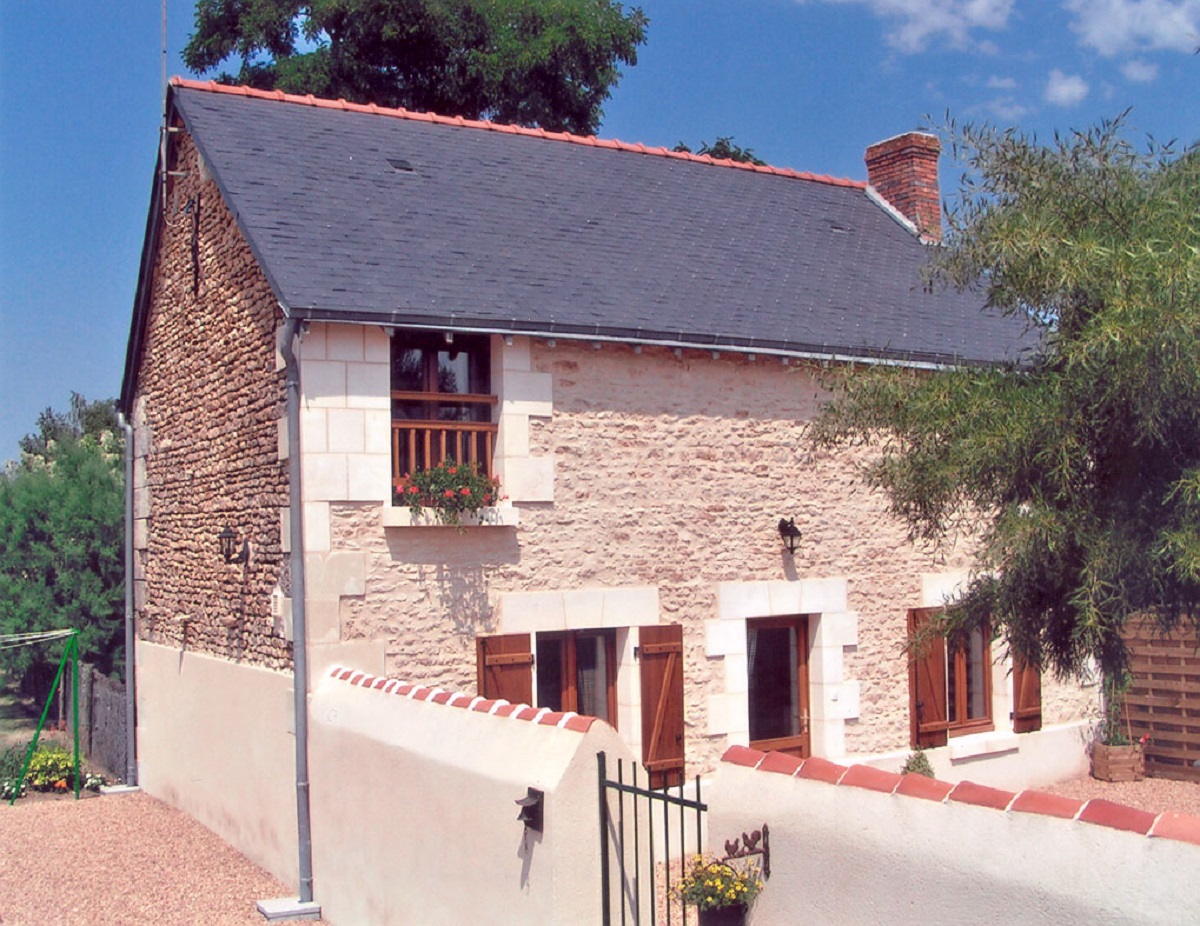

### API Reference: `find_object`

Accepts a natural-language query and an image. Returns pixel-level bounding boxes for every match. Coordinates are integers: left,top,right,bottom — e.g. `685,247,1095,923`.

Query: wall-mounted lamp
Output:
218,525,249,565
515,787,544,832
778,518,802,555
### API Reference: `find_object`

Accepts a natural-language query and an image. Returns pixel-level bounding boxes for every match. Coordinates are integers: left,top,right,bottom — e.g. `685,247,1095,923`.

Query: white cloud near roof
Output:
808,0,1015,52
1045,69,1090,105
1120,58,1160,81
1064,0,1200,55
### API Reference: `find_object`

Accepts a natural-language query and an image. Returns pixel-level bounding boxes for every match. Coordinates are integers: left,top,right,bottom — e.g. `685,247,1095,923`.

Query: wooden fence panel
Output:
1123,616,1200,782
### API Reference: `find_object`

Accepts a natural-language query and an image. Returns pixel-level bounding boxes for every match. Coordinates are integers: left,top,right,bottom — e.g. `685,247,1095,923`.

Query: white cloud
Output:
1064,0,1200,56
1045,69,1090,106
1120,58,1160,81
815,0,1016,52
986,75,1017,89
986,97,1031,120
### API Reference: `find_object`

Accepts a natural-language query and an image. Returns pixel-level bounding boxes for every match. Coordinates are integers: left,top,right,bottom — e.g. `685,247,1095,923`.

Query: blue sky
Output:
1,0,1197,459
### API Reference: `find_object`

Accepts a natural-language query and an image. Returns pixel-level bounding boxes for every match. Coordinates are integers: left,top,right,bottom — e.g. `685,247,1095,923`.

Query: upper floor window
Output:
390,331,497,485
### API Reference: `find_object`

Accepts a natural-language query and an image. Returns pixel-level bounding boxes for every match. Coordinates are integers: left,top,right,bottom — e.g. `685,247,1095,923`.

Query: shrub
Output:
677,854,763,910
900,747,935,778
395,460,501,526
25,745,76,791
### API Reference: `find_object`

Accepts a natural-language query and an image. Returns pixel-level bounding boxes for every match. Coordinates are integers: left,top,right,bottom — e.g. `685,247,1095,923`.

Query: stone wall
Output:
310,336,1093,775
130,127,290,669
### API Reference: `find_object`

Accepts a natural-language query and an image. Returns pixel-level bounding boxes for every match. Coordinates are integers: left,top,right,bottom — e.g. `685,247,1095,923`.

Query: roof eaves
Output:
168,77,869,191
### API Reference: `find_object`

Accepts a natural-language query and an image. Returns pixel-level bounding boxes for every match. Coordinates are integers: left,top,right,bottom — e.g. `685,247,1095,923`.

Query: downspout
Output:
279,316,315,904
118,413,137,786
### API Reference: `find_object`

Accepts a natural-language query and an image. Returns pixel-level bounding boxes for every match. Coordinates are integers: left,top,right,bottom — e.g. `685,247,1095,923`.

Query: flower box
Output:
380,505,519,528
1091,742,1145,782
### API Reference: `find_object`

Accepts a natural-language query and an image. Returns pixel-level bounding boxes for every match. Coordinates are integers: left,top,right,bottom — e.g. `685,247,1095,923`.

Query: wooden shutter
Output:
909,610,949,748
1012,658,1042,734
476,634,533,704
639,624,685,789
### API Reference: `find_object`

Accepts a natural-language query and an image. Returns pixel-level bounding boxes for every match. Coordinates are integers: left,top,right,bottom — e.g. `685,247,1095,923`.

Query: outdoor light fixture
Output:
778,518,802,555
515,787,544,832
218,525,249,565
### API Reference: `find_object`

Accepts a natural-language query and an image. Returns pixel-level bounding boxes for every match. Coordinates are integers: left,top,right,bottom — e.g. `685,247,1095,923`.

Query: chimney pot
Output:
864,132,942,243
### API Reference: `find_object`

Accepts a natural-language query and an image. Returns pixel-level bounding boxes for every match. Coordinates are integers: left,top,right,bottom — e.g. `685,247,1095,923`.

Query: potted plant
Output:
1091,670,1147,782
677,854,763,926
395,460,501,527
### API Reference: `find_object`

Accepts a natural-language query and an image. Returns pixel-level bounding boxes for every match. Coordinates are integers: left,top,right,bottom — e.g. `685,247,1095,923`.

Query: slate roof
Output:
150,78,1031,368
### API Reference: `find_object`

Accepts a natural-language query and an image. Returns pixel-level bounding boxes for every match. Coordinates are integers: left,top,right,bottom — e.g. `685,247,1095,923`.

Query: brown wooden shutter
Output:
1012,658,1042,734
476,634,533,704
639,624,685,789
909,610,949,748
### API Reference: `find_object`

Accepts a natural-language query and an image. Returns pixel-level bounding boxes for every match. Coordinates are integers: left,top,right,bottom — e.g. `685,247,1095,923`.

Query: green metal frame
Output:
7,631,80,805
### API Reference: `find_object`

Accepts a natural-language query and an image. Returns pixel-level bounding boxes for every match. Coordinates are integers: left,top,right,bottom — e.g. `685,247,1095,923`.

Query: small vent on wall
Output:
388,158,415,173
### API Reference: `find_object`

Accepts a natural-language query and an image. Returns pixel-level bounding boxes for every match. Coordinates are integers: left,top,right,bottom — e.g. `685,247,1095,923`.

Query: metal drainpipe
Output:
118,413,138,786
279,316,315,904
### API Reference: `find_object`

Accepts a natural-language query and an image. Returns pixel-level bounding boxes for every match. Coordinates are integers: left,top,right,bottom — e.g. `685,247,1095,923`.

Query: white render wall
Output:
710,756,1200,926
292,326,1094,781
135,641,300,886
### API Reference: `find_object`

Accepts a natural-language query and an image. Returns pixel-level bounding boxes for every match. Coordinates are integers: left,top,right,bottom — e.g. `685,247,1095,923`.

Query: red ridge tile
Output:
721,746,766,769
470,698,498,713
1078,799,1158,835
758,751,804,777
1150,811,1200,847
536,711,567,727
949,781,1015,811
562,715,594,733
491,703,520,718
1009,790,1085,820
168,77,867,190
841,764,903,794
895,774,954,802
796,757,848,785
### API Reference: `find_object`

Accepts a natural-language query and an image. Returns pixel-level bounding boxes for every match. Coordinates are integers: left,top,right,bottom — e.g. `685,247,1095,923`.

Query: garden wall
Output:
135,641,300,885
711,746,1200,926
77,664,127,779
308,666,637,926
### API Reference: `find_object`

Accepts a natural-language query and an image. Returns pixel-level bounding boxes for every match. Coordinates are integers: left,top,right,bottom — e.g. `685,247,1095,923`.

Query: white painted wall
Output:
307,671,638,925
709,760,1200,926
135,641,299,885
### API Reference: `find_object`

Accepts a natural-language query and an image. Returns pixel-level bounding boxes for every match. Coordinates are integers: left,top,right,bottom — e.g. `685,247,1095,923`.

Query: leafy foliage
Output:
1,398,124,694
183,0,649,135
811,116,1200,681
673,136,766,166
900,747,935,778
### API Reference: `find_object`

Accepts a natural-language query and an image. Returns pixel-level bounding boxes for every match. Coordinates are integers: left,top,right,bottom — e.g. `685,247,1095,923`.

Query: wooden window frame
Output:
746,615,811,758
908,608,994,748
536,630,618,726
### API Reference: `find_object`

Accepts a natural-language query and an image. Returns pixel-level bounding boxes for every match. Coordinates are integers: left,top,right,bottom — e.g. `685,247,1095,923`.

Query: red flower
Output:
408,486,420,494
447,466,458,475
461,487,471,496
443,489,455,498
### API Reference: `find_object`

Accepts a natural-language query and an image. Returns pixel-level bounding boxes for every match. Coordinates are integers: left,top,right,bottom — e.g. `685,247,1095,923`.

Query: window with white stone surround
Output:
707,578,859,759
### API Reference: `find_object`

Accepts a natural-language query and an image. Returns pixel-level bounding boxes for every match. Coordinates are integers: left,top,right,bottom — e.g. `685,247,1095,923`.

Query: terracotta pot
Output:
697,904,748,926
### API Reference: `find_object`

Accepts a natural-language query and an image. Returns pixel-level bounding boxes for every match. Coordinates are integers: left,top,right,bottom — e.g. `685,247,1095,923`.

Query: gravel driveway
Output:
0,790,326,926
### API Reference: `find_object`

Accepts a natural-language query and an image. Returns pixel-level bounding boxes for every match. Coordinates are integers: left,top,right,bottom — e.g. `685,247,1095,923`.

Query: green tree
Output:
183,0,648,135
673,136,766,166
810,117,1200,681
1,398,124,698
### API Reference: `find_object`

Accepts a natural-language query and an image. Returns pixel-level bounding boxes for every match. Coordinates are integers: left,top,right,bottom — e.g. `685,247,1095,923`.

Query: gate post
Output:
598,751,611,925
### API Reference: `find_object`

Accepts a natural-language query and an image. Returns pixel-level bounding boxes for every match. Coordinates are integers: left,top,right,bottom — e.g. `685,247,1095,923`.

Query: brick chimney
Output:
864,132,942,243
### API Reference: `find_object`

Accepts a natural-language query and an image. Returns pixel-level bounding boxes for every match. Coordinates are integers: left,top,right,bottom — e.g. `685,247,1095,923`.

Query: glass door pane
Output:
748,624,800,742
575,634,610,723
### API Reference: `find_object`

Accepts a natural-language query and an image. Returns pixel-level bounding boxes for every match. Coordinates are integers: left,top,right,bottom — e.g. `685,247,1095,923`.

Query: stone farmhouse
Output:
119,79,1095,884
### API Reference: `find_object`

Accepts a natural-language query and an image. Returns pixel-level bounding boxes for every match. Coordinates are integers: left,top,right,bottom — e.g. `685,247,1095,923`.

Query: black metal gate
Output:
597,751,707,926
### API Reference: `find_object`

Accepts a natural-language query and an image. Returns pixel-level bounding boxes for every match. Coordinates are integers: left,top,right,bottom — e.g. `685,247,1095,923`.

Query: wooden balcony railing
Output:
390,392,499,488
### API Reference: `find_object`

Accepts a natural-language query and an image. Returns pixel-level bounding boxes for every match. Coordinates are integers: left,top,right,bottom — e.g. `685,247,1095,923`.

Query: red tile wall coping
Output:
169,78,868,191
328,665,596,733
719,746,1200,849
